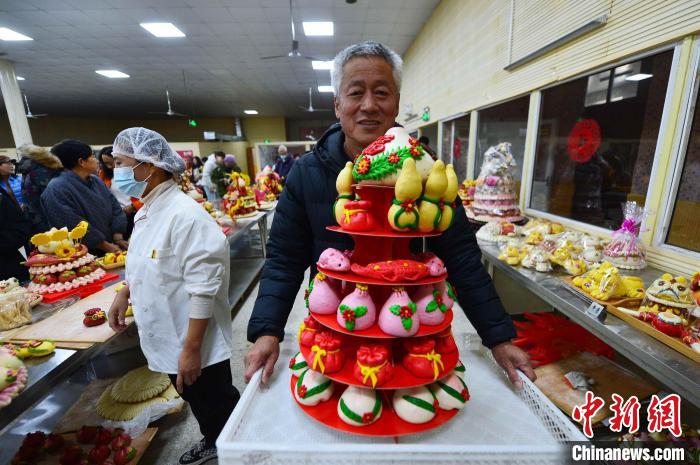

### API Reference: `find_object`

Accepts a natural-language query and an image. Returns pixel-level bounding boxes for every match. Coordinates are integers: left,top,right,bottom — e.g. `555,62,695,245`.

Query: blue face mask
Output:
113,163,151,199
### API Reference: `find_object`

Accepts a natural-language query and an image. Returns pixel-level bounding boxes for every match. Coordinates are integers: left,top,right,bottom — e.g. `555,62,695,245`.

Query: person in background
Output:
0,156,24,207
0,175,31,281
98,146,142,237
244,41,534,389
211,154,241,198
16,144,63,233
191,156,204,184
418,135,438,161
201,151,225,205
41,139,128,254
273,144,294,183
107,127,238,465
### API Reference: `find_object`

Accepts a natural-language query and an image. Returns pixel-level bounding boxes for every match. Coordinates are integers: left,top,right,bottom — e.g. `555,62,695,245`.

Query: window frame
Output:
521,42,683,239
654,37,700,259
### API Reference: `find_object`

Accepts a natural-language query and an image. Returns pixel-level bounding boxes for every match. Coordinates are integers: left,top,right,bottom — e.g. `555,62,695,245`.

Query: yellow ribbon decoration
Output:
316,272,326,281
297,322,306,343
356,360,388,388
343,208,367,224
310,345,339,374
356,283,369,292
409,350,444,380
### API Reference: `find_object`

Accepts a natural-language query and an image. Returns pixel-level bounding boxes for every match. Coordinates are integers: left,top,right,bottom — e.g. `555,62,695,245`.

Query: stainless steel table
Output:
479,242,700,408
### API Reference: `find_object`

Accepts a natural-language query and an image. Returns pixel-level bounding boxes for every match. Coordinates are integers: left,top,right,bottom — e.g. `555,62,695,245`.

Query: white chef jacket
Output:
201,156,216,189
125,180,232,374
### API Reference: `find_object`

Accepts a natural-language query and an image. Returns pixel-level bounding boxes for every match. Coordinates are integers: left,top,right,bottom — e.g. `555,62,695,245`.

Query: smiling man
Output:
244,41,534,389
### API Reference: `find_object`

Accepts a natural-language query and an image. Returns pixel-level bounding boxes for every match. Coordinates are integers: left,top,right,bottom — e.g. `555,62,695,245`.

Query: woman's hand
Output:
108,285,130,332
176,346,202,393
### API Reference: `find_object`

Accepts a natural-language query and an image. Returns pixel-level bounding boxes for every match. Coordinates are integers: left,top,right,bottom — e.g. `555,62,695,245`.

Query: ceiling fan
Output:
299,87,331,112
23,94,47,119
149,89,188,117
261,0,321,61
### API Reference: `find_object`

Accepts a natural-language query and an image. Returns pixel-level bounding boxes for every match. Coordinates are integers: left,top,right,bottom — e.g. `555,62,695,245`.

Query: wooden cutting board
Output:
534,352,658,425
54,377,184,434
8,283,133,344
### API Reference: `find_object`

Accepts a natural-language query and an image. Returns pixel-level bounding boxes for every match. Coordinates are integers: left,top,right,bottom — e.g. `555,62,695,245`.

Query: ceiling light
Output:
244,110,258,115
16,76,25,81
625,73,653,81
303,21,334,36
96,70,130,79
318,85,333,93
312,60,333,70
0,28,33,41
140,22,185,38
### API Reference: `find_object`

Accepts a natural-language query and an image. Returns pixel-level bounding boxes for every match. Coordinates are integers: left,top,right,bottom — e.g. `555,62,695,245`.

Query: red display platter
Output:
299,344,459,390
290,375,460,437
309,309,453,339
36,272,120,304
326,225,441,238
319,267,447,287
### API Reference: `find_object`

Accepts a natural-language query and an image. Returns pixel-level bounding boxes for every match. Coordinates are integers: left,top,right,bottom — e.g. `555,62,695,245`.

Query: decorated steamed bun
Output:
337,385,382,426
293,369,333,406
392,386,437,424
431,373,470,410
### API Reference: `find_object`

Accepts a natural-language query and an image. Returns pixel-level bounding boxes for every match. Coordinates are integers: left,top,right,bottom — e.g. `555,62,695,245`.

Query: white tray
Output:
217,333,586,465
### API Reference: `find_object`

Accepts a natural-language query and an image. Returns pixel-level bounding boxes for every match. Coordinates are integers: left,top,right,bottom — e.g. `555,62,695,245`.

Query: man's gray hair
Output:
331,41,403,95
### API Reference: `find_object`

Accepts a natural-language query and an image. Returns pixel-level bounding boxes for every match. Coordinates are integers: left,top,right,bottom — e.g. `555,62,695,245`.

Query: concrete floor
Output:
140,273,310,465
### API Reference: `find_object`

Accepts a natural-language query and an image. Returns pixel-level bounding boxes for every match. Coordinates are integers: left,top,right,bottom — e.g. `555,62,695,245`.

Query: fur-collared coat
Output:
17,145,62,233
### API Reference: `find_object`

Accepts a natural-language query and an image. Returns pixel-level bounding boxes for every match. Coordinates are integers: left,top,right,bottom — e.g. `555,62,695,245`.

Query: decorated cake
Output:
458,179,476,207
0,345,28,409
638,274,696,320
466,143,523,223
255,165,282,202
603,201,647,270
25,223,106,295
223,172,257,218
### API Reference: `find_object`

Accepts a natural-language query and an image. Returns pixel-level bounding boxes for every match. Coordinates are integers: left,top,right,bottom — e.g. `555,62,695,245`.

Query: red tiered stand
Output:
290,184,465,436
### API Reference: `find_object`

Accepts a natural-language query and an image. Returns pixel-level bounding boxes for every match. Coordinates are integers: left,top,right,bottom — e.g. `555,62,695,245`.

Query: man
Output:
273,145,294,182
244,42,534,388
201,151,225,205
41,139,128,254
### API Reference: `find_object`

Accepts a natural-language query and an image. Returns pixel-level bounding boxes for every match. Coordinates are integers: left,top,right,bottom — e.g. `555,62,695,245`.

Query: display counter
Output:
478,242,700,408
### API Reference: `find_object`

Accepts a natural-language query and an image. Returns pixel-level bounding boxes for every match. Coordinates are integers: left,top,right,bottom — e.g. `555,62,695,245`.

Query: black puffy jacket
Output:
248,123,516,348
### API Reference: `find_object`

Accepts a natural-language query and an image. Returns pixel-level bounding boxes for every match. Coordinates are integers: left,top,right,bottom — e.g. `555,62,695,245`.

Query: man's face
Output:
0,160,14,176
215,155,225,166
78,154,99,175
334,56,399,150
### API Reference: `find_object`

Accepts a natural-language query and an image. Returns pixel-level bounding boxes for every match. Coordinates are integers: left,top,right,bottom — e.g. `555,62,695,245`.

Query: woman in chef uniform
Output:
107,127,238,465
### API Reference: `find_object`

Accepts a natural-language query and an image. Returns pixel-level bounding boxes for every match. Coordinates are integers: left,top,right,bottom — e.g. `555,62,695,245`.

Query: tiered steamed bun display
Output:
255,165,282,204
290,127,469,435
223,172,258,219
466,143,524,223
25,222,106,295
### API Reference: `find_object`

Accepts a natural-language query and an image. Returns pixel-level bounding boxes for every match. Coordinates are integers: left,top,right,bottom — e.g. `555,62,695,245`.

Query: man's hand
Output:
491,341,536,390
108,285,130,332
244,335,280,385
176,346,202,393
99,241,121,253
115,239,129,251
123,204,136,215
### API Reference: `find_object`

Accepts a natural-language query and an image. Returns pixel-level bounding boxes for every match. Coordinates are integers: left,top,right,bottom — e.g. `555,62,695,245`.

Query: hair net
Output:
112,127,186,174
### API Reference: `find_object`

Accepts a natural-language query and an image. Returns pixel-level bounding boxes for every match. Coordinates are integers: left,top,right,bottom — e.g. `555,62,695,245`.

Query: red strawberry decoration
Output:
113,446,137,465
110,433,131,451
60,445,84,464
93,427,113,445
83,309,107,327
88,445,110,464
77,426,98,444
22,430,46,449
44,433,66,453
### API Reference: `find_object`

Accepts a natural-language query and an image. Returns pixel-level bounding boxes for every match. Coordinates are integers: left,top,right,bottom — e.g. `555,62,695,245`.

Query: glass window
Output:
666,86,700,252
529,50,673,229
476,95,530,182
419,123,438,159
439,116,470,182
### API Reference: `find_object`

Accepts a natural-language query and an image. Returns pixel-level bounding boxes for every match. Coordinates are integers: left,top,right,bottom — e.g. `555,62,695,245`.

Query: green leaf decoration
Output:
339,304,350,312
426,301,438,313
401,316,412,331
408,302,417,314
389,304,401,316
352,146,425,181
354,306,368,317
345,319,356,331
304,279,314,308
447,282,456,300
